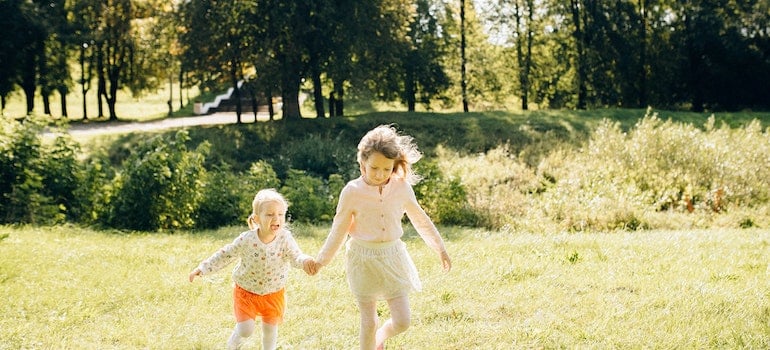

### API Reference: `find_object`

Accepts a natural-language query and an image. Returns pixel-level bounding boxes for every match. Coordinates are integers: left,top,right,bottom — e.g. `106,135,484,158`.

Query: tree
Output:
96,0,134,120
16,1,46,115
0,0,28,114
402,0,451,111
485,0,537,110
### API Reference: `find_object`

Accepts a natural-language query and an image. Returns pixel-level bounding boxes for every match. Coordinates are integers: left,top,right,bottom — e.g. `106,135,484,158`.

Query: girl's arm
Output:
403,184,452,271
195,233,246,276
315,187,355,266
284,232,313,269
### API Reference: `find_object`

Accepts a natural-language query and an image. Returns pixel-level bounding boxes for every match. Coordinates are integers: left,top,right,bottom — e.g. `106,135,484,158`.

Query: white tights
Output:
227,319,278,350
357,295,411,350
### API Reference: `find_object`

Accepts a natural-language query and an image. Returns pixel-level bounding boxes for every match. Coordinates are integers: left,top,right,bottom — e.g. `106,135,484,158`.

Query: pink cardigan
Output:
316,177,447,265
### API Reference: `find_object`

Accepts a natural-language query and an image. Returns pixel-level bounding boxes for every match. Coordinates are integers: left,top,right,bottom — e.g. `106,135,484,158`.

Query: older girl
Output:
310,125,452,350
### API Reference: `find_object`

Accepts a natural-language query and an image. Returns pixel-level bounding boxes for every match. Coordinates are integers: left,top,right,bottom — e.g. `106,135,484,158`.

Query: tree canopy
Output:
2,0,769,118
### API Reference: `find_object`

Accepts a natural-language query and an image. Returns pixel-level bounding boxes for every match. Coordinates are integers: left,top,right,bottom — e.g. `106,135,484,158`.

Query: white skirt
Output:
345,238,422,302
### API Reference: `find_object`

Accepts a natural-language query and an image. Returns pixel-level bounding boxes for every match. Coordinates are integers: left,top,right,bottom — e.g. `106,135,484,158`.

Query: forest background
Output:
2,0,769,120
2,1,770,348
1,0,770,234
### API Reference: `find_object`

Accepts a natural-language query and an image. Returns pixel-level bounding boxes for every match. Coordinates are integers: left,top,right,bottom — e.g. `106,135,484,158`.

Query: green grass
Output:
2,224,769,349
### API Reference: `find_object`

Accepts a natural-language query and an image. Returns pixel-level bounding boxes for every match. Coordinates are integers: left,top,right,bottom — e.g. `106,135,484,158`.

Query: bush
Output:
0,117,79,225
274,133,357,180
413,159,480,227
435,144,541,229
39,135,85,222
195,160,282,229
74,153,115,225
281,169,343,224
109,130,208,231
533,111,770,231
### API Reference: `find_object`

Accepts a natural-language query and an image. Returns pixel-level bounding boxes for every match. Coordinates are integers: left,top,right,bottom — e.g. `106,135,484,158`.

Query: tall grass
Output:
2,224,769,349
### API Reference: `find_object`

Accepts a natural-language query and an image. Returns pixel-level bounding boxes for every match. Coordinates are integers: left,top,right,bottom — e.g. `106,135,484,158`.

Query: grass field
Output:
1,224,769,349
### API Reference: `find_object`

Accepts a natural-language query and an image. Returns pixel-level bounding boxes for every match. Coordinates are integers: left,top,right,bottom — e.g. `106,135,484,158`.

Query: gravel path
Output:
58,111,272,137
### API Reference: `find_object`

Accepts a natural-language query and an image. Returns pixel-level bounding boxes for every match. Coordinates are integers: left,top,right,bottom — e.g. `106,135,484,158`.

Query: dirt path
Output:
58,111,272,137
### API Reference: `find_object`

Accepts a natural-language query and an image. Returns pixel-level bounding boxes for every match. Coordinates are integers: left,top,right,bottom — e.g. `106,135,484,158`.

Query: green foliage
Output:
413,160,479,227
534,111,770,231
74,153,116,225
0,117,82,224
194,168,244,229
109,130,208,231
195,160,281,229
38,135,85,222
276,133,357,180
436,144,542,229
280,169,339,224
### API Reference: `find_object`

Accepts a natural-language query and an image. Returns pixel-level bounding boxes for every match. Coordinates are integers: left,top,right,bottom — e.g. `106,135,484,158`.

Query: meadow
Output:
1,224,769,349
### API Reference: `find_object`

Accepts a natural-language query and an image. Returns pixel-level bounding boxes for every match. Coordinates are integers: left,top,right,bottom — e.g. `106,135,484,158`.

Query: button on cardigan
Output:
316,177,447,266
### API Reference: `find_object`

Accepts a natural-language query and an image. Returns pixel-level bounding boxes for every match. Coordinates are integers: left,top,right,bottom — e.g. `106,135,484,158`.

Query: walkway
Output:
59,111,273,137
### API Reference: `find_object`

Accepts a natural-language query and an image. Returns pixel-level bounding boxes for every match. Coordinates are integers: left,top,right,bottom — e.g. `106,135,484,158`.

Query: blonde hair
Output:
247,189,289,230
357,125,422,184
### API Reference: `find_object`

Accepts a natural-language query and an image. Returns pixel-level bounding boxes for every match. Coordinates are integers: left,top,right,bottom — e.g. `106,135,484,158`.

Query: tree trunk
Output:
266,88,275,120
311,66,325,118
638,0,648,108
21,45,37,114
460,0,469,112
280,55,302,119
59,89,68,117
80,43,89,120
42,94,51,115
96,44,105,118
405,61,416,112
570,0,588,110
230,57,242,123
333,79,344,116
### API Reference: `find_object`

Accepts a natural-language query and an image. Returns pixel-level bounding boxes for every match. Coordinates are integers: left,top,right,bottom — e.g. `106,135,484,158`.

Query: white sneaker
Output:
226,332,242,350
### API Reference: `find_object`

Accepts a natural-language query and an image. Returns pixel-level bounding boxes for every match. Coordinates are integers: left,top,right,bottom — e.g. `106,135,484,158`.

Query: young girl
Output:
189,189,315,350
309,125,452,350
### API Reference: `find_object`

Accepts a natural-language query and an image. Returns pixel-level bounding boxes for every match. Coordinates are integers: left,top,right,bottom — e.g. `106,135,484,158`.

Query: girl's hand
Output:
440,251,452,272
303,259,319,276
188,268,202,282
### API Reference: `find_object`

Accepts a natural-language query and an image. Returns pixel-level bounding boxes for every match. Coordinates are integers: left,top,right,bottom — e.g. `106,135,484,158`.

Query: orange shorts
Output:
233,284,285,325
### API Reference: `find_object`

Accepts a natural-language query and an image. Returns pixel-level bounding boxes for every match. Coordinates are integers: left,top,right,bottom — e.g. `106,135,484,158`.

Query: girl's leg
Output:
261,322,278,350
227,319,256,350
357,299,379,350
375,295,411,350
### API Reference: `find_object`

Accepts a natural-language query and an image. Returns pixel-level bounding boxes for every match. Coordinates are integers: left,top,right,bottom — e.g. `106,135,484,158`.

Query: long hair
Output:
357,125,422,184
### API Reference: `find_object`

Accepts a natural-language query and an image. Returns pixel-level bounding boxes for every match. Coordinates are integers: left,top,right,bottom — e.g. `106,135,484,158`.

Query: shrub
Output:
195,160,283,229
74,153,115,225
0,117,73,224
275,133,357,180
38,135,85,222
109,130,208,231
413,159,480,227
280,169,341,223
533,111,770,231
435,144,541,229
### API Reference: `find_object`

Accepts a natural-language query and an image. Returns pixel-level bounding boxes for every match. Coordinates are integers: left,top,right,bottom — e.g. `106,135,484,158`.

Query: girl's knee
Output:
391,317,410,333
360,316,378,332
236,320,256,337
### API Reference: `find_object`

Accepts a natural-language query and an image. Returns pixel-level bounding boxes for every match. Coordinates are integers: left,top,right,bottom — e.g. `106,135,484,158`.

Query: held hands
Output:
303,259,322,276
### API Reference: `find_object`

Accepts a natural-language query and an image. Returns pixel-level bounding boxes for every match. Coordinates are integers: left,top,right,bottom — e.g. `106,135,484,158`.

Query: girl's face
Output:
361,151,395,186
257,200,286,234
